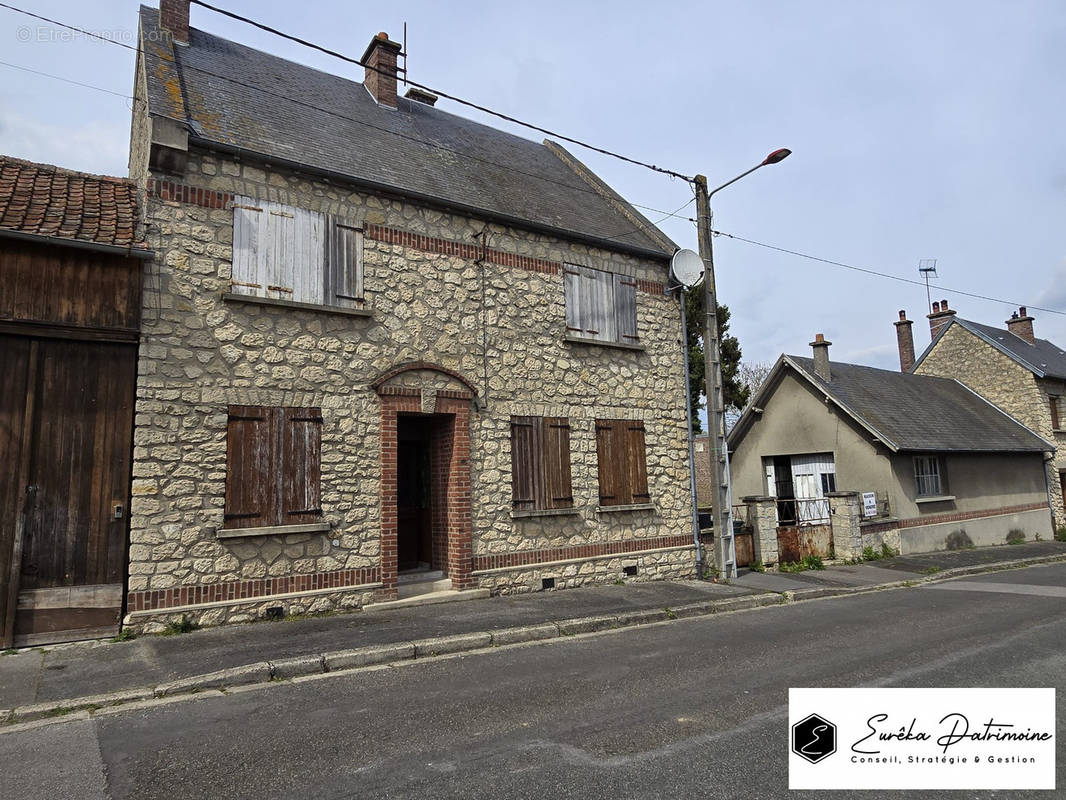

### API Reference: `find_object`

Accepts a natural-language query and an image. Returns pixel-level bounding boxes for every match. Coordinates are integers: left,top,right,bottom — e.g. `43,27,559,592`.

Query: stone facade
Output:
123,141,695,631
914,323,1063,527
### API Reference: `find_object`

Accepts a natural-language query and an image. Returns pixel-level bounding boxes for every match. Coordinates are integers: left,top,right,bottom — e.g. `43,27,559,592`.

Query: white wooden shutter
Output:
327,217,363,306
614,273,638,343
231,199,265,296
264,204,296,300
287,205,325,305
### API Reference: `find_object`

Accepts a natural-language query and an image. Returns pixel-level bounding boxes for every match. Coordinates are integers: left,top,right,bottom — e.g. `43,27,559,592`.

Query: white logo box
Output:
789,687,1056,790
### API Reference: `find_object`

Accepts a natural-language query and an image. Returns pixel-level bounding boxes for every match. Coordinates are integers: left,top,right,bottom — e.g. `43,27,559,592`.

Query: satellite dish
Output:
670,249,704,288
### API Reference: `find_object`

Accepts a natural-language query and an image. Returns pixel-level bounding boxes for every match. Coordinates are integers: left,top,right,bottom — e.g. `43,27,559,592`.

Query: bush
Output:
161,615,199,636
1055,526,1066,542
1006,528,1026,545
861,545,882,562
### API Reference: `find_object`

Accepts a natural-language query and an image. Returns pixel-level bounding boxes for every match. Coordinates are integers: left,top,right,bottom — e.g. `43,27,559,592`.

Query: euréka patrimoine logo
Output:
792,713,837,764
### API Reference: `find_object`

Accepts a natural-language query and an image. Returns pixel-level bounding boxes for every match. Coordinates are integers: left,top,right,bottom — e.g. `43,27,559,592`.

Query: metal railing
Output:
776,497,831,526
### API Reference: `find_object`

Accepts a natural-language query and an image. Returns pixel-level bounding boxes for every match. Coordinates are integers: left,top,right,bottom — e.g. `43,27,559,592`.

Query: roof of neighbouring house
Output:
137,7,675,260
0,155,145,251
913,317,1066,380
728,355,1052,454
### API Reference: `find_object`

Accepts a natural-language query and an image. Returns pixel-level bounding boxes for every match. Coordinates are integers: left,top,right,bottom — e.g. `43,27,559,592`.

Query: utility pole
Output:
694,175,735,579
694,149,791,579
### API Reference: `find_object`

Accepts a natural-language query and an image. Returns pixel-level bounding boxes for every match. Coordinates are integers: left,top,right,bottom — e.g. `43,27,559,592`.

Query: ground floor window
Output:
510,416,574,511
224,406,322,529
913,455,943,497
595,419,650,506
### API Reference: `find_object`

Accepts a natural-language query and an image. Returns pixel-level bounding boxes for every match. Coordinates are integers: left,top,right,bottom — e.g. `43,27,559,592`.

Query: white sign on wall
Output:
862,492,878,518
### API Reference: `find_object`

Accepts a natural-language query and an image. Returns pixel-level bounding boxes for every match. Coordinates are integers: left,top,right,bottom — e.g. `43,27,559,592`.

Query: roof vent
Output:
405,87,438,106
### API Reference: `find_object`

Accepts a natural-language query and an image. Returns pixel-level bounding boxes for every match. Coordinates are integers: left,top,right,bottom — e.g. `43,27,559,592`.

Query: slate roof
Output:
787,356,1049,452
729,355,1050,454
0,155,144,250
915,318,1066,381
138,7,674,260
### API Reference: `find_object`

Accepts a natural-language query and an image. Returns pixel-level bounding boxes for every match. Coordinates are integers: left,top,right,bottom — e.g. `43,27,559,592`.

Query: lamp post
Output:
696,148,790,579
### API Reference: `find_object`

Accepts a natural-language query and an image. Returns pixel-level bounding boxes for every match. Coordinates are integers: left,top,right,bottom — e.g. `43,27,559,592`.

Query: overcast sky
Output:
2,1,1064,372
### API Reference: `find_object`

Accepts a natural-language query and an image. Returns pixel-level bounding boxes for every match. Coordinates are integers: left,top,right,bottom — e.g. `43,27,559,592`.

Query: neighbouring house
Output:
0,155,151,647
901,301,1066,529
123,1,694,632
727,334,1054,566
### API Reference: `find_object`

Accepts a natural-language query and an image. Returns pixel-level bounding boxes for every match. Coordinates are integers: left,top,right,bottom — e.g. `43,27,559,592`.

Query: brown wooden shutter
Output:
510,416,541,510
543,417,573,509
626,421,650,502
596,419,629,506
224,406,278,528
615,274,639,343
281,407,323,524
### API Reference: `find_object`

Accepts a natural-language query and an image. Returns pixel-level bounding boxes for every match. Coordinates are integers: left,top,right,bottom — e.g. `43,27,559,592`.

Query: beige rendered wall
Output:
730,369,895,501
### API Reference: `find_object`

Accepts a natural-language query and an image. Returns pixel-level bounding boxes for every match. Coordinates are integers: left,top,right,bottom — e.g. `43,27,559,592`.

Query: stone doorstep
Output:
5,552,1064,727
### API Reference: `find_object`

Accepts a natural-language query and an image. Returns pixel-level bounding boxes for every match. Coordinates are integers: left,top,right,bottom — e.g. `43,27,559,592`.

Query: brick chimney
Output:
362,32,403,108
1006,306,1035,344
810,333,832,382
927,298,956,341
895,309,915,372
159,0,190,46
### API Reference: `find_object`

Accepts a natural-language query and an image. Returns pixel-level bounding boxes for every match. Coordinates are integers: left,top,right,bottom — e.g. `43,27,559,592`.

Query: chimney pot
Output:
927,298,957,341
895,309,915,372
362,31,403,108
1020,305,1027,316
941,298,949,310
932,301,940,313
810,334,832,382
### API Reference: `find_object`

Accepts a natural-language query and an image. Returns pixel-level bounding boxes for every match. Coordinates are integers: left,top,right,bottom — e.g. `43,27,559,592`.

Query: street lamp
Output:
696,148,790,579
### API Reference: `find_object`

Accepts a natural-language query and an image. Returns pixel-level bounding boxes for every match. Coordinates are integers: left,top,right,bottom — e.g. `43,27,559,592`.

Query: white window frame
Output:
231,196,363,308
914,456,943,497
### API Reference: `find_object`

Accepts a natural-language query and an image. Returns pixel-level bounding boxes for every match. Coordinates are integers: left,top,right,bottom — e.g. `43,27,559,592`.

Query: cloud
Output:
1034,261,1066,310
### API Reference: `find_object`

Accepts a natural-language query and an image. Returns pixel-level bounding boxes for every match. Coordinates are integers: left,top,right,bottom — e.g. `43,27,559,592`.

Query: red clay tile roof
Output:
0,155,146,250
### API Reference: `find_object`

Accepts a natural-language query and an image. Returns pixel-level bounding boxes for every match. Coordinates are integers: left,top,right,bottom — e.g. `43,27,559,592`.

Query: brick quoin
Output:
378,389,475,593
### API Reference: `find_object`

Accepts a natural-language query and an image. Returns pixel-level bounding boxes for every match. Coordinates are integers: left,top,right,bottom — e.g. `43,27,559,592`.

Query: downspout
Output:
672,284,704,579
473,227,489,410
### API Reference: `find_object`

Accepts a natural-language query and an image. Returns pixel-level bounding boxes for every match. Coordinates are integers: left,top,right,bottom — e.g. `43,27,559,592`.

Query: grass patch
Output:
664,607,677,620
1006,528,1026,545
747,561,767,573
1,648,18,656
1055,526,1066,543
160,616,199,636
780,554,825,573
111,629,137,643
919,566,942,575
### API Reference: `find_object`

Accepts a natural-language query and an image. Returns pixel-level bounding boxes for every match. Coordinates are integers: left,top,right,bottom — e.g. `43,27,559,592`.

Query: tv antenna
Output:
918,259,938,313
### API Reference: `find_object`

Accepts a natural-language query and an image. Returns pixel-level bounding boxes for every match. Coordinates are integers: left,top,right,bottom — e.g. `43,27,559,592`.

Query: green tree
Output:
683,286,749,434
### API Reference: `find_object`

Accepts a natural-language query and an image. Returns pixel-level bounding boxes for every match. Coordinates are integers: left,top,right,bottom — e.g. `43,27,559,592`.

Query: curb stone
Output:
3,552,1063,728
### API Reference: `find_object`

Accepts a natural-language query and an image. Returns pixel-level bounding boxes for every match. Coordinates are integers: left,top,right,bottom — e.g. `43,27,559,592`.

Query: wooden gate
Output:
1,335,137,646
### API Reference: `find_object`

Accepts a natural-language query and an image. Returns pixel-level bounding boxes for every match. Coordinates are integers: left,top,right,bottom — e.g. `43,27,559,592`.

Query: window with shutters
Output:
1050,395,1061,431
510,416,574,512
224,406,323,530
563,264,639,346
595,419,651,507
231,196,363,308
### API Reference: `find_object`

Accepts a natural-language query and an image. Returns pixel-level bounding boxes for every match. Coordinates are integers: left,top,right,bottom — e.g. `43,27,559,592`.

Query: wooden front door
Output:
1,335,136,646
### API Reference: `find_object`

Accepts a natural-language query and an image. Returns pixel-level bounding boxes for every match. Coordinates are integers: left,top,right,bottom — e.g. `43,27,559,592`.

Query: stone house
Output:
124,1,694,631
728,334,1054,565
900,301,1066,530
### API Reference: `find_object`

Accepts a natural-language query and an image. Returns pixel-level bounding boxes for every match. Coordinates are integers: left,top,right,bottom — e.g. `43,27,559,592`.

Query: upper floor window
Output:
913,455,943,497
231,196,363,308
1050,395,1061,430
563,264,638,346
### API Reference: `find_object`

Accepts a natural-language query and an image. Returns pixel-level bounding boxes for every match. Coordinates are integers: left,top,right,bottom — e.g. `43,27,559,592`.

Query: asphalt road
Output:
3,563,1064,800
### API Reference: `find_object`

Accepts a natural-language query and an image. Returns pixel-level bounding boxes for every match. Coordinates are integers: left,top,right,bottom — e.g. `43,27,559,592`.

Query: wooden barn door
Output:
1,335,136,647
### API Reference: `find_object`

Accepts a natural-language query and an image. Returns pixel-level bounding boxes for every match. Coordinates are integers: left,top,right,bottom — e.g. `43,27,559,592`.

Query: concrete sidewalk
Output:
2,541,1063,725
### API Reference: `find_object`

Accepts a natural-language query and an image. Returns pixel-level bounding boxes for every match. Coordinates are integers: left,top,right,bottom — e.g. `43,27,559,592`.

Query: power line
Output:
713,228,1066,317
0,3,687,247
0,59,138,102
189,0,693,183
